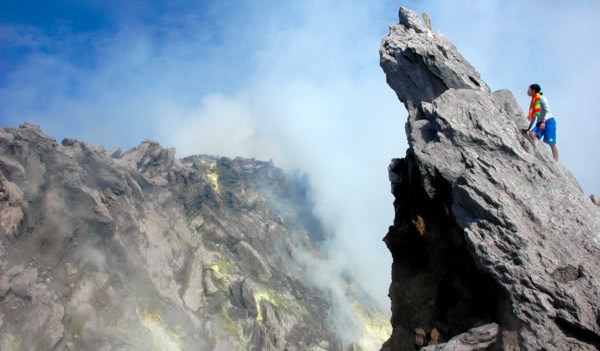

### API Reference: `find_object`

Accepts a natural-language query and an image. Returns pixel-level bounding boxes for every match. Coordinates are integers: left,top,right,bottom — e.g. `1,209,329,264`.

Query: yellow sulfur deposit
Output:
355,305,392,349
207,161,220,192
254,289,286,323
139,308,182,351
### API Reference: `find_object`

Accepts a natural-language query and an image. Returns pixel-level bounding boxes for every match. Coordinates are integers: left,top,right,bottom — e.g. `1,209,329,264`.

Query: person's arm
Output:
527,117,536,131
538,96,550,129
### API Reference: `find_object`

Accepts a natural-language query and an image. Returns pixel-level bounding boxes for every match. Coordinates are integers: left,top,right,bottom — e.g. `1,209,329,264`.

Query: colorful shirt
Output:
528,93,541,121
528,93,554,122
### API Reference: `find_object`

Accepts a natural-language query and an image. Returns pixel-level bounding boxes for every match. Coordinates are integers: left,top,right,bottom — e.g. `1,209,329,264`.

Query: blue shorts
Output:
531,118,557,145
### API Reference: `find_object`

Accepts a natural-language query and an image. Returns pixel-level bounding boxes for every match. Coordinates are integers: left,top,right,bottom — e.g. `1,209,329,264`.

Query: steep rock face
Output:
0,124,387,350
379,7,600,351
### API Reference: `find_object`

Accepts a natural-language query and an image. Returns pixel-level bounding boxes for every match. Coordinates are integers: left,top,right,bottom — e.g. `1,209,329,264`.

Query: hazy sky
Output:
1,0,599,309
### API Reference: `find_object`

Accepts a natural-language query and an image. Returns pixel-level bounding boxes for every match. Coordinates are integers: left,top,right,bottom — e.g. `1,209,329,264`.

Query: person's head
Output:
527,83,541,96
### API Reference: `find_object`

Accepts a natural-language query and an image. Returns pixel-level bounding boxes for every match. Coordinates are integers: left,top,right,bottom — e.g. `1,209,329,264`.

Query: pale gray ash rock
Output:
0,123,387,350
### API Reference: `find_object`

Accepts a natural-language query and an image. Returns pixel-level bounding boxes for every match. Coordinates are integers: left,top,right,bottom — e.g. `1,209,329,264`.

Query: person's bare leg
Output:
551,144,559,162
529,131,539,141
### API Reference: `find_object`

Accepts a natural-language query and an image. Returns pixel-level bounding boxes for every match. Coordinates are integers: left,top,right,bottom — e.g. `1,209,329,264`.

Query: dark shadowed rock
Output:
380,7,600,351
229,279,258,318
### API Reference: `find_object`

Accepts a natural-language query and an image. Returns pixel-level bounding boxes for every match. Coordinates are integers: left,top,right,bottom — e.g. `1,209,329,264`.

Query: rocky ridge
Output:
379,7,600,351
0,124,389,350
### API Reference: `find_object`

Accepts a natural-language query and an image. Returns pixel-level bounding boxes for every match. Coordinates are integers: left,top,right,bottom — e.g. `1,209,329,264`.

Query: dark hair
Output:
529,84,541,94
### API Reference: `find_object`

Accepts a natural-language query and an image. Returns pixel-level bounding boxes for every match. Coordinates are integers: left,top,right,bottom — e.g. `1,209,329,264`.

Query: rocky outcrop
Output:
591,195,600,207
0,124,388,350
380,7,600,351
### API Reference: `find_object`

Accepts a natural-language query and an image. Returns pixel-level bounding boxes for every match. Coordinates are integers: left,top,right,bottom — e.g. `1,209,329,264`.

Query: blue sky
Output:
1,0,599,311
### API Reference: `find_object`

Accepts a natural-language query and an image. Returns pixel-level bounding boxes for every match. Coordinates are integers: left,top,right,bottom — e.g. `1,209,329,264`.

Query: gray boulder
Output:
421,323,499,351
229,279,258,318
380,7,600,351
234,240,272,281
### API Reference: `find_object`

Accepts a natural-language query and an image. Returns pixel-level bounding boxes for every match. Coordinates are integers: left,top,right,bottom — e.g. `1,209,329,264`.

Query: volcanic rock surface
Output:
379,7,600,351
0,124,388,351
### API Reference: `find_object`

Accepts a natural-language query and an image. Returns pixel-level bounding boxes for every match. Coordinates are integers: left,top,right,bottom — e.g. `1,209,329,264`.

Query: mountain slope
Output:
0,124,388,351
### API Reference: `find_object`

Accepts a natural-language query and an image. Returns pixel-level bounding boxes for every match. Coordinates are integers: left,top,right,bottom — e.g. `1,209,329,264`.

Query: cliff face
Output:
379,7,600,351
0,124,388,350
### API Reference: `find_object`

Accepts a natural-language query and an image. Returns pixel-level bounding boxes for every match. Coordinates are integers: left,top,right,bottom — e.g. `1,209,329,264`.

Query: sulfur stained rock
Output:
0,122,372,350
429,327,440,345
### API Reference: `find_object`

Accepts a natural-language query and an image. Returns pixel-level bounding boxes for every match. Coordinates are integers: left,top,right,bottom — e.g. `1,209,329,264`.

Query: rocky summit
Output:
0,124,389,350
379,7,600,351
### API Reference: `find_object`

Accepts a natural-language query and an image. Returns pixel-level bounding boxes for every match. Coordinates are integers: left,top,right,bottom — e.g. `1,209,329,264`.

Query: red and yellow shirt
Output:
528,93,541,121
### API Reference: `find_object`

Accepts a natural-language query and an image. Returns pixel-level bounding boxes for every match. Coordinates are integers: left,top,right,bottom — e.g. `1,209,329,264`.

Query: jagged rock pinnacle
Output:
382,8,489,105
380,7,600,351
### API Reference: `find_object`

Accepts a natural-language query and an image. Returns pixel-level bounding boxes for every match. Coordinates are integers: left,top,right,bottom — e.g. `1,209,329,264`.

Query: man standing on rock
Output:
527,83,559,161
